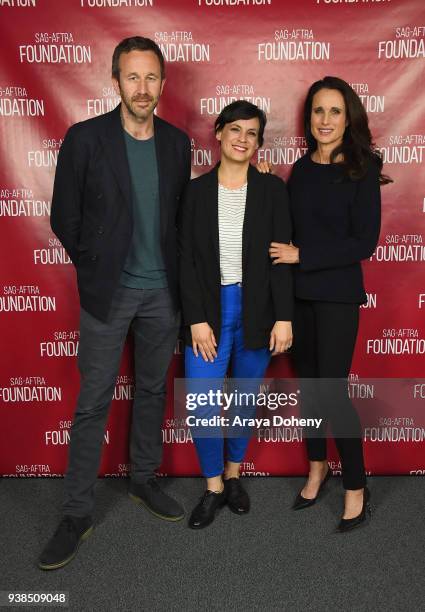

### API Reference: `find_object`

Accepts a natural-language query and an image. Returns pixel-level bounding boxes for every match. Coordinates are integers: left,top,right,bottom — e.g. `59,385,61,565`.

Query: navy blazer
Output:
50,105,191,321
179,164,293,350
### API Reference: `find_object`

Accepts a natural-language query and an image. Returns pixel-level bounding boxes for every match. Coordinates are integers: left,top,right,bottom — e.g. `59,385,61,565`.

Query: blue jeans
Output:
185,284,270,477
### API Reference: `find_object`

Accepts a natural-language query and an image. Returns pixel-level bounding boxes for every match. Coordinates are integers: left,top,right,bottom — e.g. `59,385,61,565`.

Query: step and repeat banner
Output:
1,0,424,479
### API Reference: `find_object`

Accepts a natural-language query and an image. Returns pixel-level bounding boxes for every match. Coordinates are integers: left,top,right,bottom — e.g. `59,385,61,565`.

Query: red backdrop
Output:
1,0,424,479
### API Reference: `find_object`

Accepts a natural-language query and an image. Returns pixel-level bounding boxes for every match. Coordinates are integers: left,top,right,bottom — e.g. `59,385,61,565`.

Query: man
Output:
38,37,191,570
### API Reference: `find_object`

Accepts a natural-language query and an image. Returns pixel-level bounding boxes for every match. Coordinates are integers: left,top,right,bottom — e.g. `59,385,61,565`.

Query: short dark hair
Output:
214,100,267,147
304,76,391,184
112,36,165,80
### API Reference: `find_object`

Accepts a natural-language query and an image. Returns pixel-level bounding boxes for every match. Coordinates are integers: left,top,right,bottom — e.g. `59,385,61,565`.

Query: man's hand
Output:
269,321,293,355
190,322,217,362
269,241,299,264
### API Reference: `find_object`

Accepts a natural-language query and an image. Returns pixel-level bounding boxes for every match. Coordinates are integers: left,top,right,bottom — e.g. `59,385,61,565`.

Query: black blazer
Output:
51,105,191,321
179,164,293,350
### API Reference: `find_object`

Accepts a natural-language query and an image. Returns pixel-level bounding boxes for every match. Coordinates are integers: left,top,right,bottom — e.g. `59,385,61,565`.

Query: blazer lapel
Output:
242,164,263,269
100,105,132,214
153,115,172,240
206,166,220,264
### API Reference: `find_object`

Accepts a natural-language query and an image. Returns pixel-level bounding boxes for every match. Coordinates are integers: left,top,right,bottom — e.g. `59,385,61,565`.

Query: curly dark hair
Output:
304,76,392,184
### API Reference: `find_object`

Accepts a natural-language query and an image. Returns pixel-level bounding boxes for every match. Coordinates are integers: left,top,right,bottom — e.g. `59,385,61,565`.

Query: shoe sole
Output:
38,526,93,571
128,493,184,522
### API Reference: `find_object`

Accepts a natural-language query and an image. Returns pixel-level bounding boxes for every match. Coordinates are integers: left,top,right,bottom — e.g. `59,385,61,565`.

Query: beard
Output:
120,90,159,121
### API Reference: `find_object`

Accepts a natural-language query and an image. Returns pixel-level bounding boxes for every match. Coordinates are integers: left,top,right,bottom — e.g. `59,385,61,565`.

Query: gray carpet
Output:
0,477,424,611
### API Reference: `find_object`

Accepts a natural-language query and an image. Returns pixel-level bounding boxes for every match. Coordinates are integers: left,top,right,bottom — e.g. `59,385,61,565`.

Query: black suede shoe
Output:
188,489,226,529
292,465,332,510
129,478,184,521
38,515,93,571
224,478,250,514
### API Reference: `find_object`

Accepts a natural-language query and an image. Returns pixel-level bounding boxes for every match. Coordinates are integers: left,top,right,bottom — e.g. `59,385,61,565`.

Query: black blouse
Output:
288,154,381,304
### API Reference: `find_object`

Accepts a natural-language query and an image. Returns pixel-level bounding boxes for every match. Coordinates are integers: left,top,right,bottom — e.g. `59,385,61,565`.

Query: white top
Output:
218,182,247,285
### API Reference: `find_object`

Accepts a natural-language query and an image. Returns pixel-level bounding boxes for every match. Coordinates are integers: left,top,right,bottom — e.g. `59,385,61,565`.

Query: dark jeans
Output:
63,286,180,516
292,299,366,490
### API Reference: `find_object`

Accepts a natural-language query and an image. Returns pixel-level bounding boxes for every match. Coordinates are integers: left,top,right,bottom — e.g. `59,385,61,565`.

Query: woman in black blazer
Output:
179,101,293,529
269,76,392,532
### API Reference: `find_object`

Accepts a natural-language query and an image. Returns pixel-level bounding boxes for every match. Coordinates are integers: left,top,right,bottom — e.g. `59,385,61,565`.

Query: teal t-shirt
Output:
120,131,167,289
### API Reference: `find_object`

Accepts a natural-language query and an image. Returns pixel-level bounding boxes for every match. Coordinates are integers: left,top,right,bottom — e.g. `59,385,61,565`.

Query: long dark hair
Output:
304,76,392,184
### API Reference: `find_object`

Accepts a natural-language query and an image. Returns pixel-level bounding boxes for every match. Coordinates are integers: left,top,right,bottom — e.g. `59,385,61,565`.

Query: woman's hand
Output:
269,321,293,355
256,161,274,174
190,322,217,362
269,241,299,264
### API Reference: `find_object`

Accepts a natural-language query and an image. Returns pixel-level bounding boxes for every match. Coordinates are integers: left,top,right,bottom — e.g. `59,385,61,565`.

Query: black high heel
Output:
337,486,371,533
292,465,332,510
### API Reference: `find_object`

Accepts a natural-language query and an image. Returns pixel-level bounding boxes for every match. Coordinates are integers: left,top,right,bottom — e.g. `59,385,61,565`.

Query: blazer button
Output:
97,193,103,199
97,226,104,234
91,255,98,262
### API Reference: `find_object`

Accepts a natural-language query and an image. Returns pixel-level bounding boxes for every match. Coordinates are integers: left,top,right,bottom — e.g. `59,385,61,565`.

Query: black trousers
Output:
63,286,180,517
292,299,366,490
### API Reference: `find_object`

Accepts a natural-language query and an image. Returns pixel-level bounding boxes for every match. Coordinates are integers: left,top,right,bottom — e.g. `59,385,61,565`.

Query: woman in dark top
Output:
179,101,293,529
270,76,391,532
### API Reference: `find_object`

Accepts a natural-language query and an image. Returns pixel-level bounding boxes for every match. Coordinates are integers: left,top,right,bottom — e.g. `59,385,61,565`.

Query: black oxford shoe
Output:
188,489,226,529
224,478,250,514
